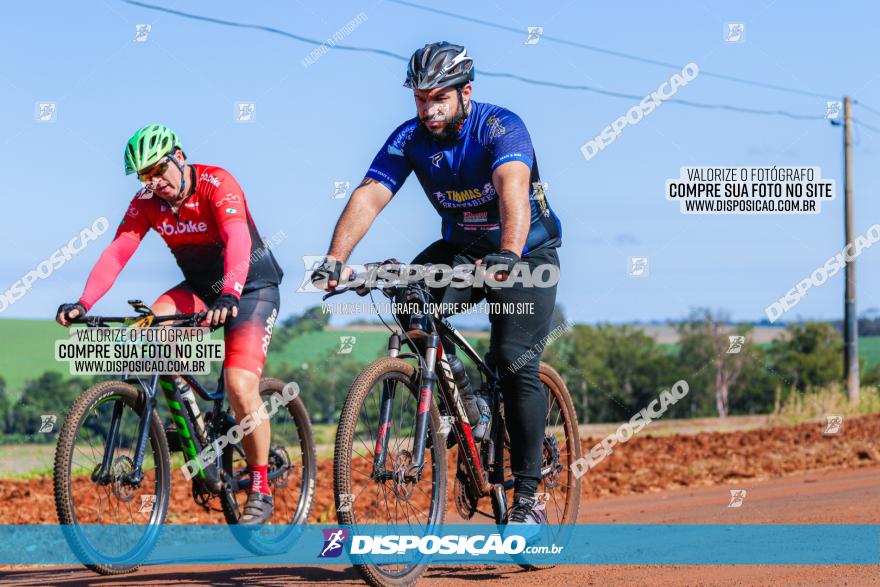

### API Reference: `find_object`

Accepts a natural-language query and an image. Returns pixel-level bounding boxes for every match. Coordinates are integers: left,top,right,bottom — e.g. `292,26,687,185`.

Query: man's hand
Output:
478,250,521,281
311,257,351,292
206,293,239,327
56,302,86,327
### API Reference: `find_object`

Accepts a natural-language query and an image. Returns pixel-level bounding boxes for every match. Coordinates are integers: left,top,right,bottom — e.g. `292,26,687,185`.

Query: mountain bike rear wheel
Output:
498,362,581,571
220,377,317,555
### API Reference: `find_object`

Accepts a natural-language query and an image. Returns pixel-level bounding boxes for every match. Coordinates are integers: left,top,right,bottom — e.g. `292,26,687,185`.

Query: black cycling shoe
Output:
238,492,274,525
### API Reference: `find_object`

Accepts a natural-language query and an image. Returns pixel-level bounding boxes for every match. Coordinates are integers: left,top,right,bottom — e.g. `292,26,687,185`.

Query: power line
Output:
121,0,409,62
854,99,880,119
479,69,825,119
855,119,880,134
388,0,839,101
120,0,827,121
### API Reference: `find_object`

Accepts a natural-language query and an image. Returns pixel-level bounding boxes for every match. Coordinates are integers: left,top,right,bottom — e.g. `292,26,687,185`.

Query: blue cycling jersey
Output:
365,101,562,256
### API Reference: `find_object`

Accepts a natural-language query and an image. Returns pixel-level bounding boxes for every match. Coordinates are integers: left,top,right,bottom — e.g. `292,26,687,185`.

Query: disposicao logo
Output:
319,528,349,558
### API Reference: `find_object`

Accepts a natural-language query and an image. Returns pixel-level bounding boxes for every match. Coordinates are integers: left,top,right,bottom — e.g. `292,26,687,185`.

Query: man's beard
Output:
420,103,467,143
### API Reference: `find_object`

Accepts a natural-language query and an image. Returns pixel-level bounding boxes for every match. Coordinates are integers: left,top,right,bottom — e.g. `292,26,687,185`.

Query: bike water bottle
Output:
175,376,206,441
471,394,491,442
447,354,480,426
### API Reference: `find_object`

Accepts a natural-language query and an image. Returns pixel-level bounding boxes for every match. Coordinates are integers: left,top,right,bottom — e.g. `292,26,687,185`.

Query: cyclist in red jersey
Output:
56,124,282,524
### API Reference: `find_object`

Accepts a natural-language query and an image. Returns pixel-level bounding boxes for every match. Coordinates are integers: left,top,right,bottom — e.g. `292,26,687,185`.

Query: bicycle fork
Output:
372,334,438,481
92,375,159,487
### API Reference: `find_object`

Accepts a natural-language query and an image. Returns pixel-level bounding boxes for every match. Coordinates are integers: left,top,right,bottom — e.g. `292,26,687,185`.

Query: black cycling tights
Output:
409,240,560,498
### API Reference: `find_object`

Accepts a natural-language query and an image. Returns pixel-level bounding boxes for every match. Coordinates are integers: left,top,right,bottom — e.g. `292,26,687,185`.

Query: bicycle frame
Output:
76,303,285,496
371,315,504,502
92,372,224,488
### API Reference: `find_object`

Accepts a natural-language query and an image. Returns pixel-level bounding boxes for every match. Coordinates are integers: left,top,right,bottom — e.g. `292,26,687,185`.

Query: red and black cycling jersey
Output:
78,164,282,309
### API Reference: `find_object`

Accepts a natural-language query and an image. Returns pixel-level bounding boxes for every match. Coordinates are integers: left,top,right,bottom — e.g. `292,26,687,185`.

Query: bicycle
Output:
52,299,317,575
329,262,581,587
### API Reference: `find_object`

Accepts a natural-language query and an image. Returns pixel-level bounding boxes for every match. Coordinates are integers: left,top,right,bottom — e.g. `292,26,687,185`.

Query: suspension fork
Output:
371,336,402,478
94,375,158,486
410,334,440,472
92,390,130,484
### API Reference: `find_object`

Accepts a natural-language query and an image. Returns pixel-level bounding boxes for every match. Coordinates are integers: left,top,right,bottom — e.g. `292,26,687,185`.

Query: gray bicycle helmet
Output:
404,41,475,90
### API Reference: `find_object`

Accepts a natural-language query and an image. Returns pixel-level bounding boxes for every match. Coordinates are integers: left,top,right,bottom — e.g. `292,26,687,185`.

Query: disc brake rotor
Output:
110,455,136,502
269,444,292,489
391,450,415,500
542,434,563,489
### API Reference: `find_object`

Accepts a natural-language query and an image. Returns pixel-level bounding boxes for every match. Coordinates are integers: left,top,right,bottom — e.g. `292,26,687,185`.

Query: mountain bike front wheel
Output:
53,380,171,575
334,357,447,587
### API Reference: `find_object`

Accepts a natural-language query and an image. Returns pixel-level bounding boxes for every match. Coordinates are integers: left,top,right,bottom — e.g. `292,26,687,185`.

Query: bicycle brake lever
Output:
322,288,346,301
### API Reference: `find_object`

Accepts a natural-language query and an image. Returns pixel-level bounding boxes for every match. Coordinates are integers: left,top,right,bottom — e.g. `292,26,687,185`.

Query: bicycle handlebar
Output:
69,310,208,328
320,261,478,301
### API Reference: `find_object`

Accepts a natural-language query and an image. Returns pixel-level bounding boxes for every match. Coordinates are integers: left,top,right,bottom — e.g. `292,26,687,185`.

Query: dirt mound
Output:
580,413,880,499
1,414,877,524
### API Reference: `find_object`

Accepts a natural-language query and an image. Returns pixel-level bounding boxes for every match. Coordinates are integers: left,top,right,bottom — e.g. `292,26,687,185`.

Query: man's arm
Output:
492,161,531,256
326,177,394,262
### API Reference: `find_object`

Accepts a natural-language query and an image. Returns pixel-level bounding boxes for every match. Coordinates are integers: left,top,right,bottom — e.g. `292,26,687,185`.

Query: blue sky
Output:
1,0,879,325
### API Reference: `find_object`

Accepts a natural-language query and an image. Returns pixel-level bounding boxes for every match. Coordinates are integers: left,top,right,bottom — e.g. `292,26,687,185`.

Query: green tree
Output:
8,372,85,440
551,324,681,423
767,322,843,392
272,350,373,424
0,376,10,433
677,309,753,418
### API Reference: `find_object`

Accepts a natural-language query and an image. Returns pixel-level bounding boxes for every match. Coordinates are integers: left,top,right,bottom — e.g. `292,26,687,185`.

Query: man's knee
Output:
224,368,260,402
492,342,541,378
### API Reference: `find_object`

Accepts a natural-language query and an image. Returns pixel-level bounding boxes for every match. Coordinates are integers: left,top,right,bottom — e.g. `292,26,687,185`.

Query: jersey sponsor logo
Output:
486,115,506,139
462,211,488,223
261,308,278,355
225,207,237,214
389,125,415,155
158,220,208,236
215,193,242,207
200,172,222,187
433,183,497,208
367,169,397,187
430,152,443,167
460,221,500,231
184,201,199,209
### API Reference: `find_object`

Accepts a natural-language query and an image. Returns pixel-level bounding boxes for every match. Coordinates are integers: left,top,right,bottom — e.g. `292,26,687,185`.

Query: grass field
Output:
2,318,878,398
268,329,392,367
0,319,71,395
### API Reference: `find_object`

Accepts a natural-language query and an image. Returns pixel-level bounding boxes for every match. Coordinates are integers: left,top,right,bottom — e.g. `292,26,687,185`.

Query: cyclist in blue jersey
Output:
312,41,562,528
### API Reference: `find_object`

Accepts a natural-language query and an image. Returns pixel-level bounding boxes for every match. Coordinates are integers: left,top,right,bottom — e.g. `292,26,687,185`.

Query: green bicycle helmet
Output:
124,124,181,175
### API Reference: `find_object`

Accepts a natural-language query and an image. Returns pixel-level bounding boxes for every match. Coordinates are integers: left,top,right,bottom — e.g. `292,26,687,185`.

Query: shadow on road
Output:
0,564,533,586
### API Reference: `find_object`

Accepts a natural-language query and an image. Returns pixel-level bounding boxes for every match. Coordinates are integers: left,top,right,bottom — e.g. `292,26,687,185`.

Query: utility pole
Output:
843,96,860,405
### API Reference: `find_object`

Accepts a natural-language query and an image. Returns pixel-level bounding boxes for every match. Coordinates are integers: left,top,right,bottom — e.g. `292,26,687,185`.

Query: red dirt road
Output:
2,465,877,586
2,415,878,585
